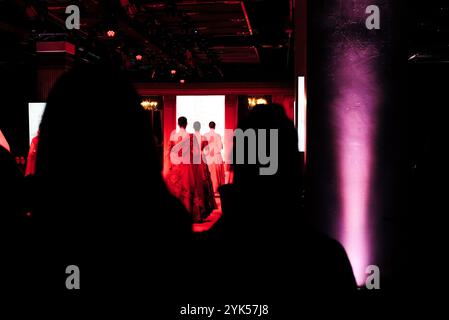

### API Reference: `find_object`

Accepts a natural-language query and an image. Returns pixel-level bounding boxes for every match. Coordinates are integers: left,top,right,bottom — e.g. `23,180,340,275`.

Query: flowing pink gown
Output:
165,129,216,222
204,129,225,195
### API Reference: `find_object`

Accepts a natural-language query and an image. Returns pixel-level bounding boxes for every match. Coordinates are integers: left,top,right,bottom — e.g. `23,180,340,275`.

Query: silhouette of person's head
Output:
0,146,24,221
37,65,160,181
178,117,187,129
31,66,193,295
35,65,182,226
193,121,201,132
209,121,216,129
218,105,356,293
218,103,304,238
232,103,302,196
0,146,16,177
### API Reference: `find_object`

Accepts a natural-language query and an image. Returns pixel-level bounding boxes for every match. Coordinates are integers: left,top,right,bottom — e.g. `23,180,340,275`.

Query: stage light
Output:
333,15,379,286
180,79,185,84
171,69,177,75
248,97,268,108
107,30,116,38
141,99,159,111
135,54,143,61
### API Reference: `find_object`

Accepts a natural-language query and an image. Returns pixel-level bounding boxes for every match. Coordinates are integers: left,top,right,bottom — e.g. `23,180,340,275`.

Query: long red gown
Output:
204,129,225,195
165,129,216,222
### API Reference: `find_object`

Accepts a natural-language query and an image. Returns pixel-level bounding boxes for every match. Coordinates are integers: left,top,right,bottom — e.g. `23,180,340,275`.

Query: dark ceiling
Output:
407,1,449,63
2,1,448,81
0,0,294,82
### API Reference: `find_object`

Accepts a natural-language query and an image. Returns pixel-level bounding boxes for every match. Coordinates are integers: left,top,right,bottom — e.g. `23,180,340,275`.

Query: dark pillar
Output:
307,0,404,285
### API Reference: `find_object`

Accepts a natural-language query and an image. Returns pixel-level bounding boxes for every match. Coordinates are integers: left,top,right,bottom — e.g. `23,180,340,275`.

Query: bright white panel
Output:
28,102,46,144
297,77,306,152
176,95,225,140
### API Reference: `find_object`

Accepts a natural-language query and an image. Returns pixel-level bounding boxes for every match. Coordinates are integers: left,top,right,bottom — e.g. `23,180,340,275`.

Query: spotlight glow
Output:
140,99,158,111
335,43,378,286
247,97,268,108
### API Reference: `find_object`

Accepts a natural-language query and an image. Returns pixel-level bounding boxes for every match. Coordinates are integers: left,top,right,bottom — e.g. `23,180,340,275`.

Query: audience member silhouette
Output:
204,104,356,305
27,66,192,300
0,145,24,226
1,145,31,292
3,70,357,310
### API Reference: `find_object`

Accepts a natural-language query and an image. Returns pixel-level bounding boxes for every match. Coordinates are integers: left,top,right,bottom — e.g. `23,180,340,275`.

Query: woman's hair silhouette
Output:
32,65,192,295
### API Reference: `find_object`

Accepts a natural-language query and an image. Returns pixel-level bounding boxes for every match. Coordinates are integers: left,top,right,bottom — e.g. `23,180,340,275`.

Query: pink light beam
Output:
334,43,379,286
